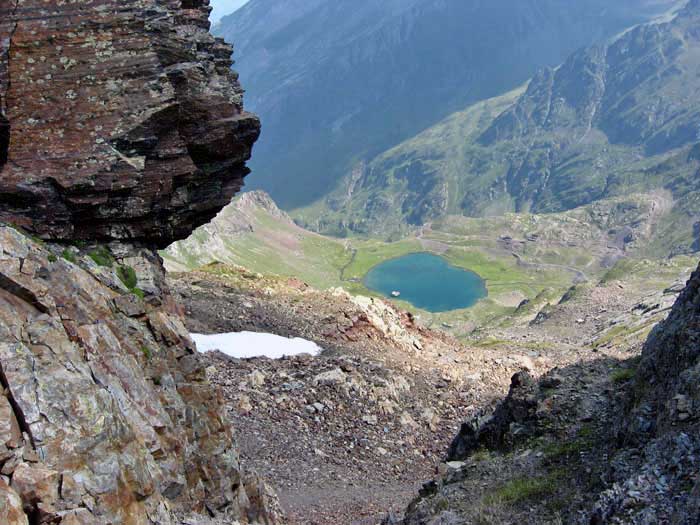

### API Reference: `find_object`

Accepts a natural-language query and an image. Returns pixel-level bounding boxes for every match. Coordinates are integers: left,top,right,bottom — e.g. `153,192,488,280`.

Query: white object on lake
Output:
391,290,401,297
192,331,322,359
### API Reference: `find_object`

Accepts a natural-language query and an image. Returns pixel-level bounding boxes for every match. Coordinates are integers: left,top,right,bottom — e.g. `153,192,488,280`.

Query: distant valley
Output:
216,0,677,210
165,189,695,338
301,1,700,254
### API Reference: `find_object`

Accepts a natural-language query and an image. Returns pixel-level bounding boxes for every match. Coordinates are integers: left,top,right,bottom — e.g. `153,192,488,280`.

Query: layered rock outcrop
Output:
0,0,260,248
0,228,282,523
0,0,276,523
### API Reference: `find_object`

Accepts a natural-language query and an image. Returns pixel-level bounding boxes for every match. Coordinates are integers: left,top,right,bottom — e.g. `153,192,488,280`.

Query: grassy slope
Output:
293,88,525,236
163,207,351,290
168,192,661,333
292,4,700,248
166,185,696,338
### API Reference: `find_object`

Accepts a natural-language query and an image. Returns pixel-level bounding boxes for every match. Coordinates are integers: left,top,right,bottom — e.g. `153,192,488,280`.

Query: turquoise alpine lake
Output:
363,252,488,312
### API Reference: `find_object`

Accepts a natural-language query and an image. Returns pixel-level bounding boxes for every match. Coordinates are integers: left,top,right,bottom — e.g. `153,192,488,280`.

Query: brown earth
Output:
170,261,693,524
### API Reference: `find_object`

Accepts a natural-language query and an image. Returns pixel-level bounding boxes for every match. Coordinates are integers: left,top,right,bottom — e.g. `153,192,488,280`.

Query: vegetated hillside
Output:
216,0,675,210
309,0,700,255
166,189,689,337
162,190,353,289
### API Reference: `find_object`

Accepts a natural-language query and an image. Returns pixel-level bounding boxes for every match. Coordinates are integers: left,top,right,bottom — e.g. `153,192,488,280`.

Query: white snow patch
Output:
191,331,322,359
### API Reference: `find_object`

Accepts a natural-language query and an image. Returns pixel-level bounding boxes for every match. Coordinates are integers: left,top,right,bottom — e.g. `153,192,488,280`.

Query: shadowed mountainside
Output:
216,0,676,210
305,1,700,255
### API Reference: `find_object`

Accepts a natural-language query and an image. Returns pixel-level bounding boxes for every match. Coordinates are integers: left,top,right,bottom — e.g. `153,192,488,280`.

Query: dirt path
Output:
339,244,359,282
511,252,589,283
276,481,420,524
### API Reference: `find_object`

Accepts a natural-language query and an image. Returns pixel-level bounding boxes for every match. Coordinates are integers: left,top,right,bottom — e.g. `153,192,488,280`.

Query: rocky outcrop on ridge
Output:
0,0,260,248
0,0,273,523
588,261,700,523
0,227,282,524
164,191,298,272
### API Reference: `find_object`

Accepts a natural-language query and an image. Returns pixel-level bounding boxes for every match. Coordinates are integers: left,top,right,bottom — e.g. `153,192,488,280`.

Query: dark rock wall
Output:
0,0,277,523
628,262,700,437
0,0,260,248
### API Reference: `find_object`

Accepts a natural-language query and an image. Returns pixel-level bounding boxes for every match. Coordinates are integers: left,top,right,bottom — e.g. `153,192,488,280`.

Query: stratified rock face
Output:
0,226,283,524
0,1,278,523
0,0,260,248
629,262,700,435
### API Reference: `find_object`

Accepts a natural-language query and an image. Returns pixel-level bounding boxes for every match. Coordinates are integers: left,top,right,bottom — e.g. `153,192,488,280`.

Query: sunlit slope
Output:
304,2,700,254
216,0,673,210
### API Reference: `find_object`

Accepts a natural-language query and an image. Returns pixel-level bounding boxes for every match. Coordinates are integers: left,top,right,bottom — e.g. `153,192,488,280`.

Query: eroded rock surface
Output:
393,263,700,524
0,0,260,247
0,226,283,523
0,1,275,521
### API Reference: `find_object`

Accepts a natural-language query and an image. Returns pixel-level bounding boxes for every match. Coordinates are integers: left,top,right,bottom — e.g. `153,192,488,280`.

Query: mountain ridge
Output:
305,0,700,254
216,0,676,209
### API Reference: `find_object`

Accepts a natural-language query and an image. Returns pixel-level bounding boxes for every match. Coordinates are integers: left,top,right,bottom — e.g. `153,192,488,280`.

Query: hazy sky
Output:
210,0,250,24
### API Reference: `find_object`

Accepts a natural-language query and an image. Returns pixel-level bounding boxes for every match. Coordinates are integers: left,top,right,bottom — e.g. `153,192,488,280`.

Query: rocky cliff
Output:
0,229,282,524
0,0,260,248
0,1,277,523
631,260,700,437
392,262,700,523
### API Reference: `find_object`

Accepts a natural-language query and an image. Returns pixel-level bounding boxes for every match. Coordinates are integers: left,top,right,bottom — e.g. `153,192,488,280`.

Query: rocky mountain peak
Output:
0,0,260,248
482,0,699,153
236,190,294,223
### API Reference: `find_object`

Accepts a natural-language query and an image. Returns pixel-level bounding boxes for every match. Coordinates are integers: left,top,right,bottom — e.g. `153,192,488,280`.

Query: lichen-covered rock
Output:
0,226,283,523
0,0,260,248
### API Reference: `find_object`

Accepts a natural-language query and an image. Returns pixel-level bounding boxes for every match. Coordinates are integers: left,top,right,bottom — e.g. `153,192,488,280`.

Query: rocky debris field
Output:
171,258,698,524
392,264,700,524
171,264,553,524
205,352,442,524
476,259,695,365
